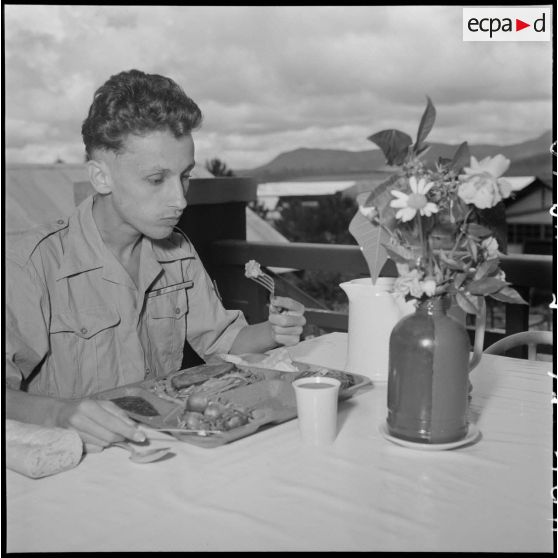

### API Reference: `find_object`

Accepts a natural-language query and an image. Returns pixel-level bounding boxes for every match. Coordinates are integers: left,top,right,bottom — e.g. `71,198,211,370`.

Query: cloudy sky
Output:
4,5,554,170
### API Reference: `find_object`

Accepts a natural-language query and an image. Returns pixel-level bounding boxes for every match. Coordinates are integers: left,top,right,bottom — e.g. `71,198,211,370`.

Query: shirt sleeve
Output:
5,257,51,389
182,252,248,359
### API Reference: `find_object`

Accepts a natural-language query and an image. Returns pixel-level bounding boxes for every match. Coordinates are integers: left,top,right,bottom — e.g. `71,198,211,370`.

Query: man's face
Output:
97,130,195,240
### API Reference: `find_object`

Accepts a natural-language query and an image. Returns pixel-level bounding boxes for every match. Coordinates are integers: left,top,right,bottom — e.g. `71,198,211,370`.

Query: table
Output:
5,332,555,552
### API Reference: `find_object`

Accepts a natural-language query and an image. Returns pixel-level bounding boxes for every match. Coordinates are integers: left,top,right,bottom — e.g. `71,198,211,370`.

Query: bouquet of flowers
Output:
349,97,527,317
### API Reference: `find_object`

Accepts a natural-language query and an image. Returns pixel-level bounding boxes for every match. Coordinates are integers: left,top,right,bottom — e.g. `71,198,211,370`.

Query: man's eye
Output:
147,176,164,185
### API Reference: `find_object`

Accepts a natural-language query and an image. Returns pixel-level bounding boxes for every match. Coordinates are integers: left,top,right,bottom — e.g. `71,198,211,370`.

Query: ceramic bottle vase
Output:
339,277,414,382
386,295,482,444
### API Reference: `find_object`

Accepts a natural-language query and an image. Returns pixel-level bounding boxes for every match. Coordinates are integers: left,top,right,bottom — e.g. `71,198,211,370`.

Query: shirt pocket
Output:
50,307,121,396
146,289,188,374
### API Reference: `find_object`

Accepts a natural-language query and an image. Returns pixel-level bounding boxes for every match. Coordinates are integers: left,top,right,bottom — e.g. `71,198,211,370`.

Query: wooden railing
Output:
173,176,554,360
211,240,554,342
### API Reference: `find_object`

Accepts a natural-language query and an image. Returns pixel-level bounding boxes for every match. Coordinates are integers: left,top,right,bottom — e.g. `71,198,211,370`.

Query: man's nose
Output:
169,177,187,210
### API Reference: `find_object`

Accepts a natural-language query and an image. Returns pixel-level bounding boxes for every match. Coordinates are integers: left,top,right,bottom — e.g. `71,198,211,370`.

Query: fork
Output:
245,260,275,296
146,427,223,436
250,274,275,296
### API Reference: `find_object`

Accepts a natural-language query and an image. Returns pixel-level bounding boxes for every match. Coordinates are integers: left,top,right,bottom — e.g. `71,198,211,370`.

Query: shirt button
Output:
175,307,181,314
57,219,64,225
80,327,88,334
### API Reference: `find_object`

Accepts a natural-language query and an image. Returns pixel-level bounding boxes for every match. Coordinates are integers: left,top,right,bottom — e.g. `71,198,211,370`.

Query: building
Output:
504,177,554,254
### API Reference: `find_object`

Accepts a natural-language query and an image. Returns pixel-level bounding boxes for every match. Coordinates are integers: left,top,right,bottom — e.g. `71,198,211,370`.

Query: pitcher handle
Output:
469,296,486,372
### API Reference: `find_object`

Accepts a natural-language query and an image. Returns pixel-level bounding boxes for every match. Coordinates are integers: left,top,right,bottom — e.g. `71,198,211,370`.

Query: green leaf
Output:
368,129,413,166
415,96,436,152
439,251,466,271
466,223,493,238
453,272,468,289
477,202,508,252
456,291,479,314
474,259,500,279
437,156,453,169
450,141,471,173
363,173,403,220
415,144,432,159
382,242,413,264
489,286,528,305
468,238,478,261
467,277,508,295
348,210,390,283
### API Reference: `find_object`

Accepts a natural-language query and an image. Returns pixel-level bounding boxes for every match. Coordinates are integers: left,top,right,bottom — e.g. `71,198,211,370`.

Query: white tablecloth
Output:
5,332,555,552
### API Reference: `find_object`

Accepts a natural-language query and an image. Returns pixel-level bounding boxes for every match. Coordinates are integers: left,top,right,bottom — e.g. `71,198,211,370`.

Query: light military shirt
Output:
6,195,248,398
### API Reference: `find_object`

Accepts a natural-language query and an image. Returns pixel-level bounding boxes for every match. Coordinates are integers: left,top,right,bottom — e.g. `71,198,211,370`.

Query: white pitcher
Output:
339,277,414,382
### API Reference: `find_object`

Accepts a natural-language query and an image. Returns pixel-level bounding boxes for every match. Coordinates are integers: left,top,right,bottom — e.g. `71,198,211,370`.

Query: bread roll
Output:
6,420,84,478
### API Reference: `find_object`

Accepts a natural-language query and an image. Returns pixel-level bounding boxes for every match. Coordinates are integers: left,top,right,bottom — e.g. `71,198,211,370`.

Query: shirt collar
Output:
56,195,194,280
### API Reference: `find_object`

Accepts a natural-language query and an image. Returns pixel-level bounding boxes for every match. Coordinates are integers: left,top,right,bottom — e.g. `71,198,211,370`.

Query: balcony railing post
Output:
176,177,267,324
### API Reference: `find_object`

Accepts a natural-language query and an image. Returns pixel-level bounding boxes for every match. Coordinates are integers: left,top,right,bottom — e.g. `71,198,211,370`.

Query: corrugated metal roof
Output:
5,162,293,272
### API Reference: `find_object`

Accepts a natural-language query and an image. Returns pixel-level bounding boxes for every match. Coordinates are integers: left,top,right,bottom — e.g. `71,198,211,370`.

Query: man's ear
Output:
86,158,113,195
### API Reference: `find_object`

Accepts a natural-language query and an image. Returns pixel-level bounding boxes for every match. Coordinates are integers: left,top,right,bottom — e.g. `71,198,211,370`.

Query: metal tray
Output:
94,360,372,448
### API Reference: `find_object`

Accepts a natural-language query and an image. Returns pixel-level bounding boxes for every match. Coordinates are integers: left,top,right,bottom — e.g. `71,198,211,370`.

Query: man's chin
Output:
145,225,176,241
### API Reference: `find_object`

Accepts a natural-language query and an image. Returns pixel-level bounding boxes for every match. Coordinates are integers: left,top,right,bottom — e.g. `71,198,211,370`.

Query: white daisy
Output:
390,176,439,222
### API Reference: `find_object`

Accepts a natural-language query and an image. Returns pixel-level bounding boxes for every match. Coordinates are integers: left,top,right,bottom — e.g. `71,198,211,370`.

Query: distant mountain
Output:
236,130,554,185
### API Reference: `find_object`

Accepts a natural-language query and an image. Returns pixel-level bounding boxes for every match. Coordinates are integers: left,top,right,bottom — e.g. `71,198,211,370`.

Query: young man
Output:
6,69,306,452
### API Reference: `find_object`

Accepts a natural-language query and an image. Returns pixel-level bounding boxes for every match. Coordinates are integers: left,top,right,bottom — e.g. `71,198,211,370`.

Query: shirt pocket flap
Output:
51,307,121,339
149,290,188,320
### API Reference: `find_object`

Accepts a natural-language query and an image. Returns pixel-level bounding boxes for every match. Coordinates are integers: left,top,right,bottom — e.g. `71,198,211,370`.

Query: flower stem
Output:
416,215,432,275
449,208,474,259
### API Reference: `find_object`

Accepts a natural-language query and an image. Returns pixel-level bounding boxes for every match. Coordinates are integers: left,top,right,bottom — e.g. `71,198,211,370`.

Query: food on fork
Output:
245,259,263,279
244,259,275,295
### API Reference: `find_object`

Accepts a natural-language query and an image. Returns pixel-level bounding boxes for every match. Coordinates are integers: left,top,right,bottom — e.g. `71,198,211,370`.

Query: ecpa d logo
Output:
463,7,551,41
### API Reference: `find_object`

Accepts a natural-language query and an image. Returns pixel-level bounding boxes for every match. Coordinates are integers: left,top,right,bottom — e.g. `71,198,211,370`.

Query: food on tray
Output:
149,367,261,404
169,362,234,390
174,396,253,432
220,348,299,372
110,396,160,416
94,362,370,448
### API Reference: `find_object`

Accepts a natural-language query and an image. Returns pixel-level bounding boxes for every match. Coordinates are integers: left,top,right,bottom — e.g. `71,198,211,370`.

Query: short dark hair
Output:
81,69,203,160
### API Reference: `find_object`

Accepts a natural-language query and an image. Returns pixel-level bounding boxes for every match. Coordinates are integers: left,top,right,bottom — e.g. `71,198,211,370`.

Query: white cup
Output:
292,376,341,446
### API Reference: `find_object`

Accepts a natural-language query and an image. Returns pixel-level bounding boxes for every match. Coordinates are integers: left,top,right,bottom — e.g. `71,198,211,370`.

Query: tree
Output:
274,192,358,245
272,192,360,308
205,158,235,177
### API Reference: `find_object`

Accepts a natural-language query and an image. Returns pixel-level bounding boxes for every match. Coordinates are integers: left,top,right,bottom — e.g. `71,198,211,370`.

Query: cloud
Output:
4,5,553,168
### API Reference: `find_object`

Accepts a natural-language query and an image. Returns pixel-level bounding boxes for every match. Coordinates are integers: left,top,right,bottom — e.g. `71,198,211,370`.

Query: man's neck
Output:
92,194,143,287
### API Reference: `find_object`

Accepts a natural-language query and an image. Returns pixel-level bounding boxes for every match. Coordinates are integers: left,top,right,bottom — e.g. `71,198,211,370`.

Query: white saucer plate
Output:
378,422,481,451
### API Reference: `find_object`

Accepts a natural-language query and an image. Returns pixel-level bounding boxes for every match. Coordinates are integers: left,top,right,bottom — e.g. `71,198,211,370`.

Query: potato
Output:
225,414,246,430
186,393,209,413
204,402,224,419
184,411,204,429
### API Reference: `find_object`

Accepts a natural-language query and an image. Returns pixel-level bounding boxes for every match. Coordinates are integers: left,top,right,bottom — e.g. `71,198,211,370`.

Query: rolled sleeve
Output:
184,257,247,359
5,258,51,389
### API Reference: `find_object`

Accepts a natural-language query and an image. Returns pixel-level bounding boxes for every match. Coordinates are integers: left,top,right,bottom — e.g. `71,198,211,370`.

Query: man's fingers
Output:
270,296,305,314
274,334,301,347
99,399,138,424
66,400,146,444
84,442,104,453
69,412,126,445
271,325,304,336
269,312,306,327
